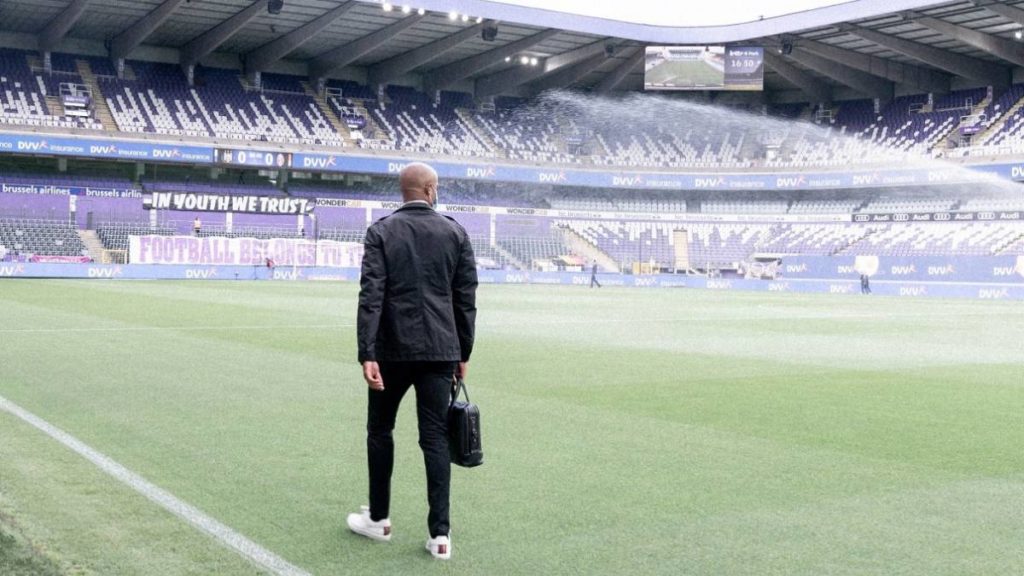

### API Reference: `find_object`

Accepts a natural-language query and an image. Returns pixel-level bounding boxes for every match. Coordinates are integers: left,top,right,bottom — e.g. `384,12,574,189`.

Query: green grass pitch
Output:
1,280,1023,575
646,59,724,88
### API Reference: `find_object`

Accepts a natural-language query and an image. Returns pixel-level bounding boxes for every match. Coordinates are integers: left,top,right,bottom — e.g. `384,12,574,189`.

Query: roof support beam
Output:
181,0,268,66
789,48,894,101
976,1,1024,27
424,28,560,94
473,39,610,98
527,52,607,95
244,1,357,74
796,37,949,93
39,0,91,52
914,15,1024,68
763,50,832,103
368,21,489,88
593,47,643,94
309,14,425,81
842,23,1009,88
110,0,187,61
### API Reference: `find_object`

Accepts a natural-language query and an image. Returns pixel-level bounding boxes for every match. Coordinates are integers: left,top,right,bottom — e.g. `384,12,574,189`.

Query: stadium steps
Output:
305,82,354,145
974,96,1024,145
455,108,500,157
992,232,1024,255
44,94,65,118
831,228,876,256
938,95,991,151
77,230,105,262
558,226,620,273
491,242,526,270
76,60,115,131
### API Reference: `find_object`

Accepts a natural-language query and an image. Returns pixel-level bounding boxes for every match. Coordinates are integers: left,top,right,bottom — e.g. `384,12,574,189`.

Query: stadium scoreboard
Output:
215,148,292,169
644,46,763,91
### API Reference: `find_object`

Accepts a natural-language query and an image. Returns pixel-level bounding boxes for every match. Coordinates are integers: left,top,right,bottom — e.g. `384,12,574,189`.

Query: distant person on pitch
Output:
349,162,478,561
590,261,601,288
193,217,201,236
860,273,871,295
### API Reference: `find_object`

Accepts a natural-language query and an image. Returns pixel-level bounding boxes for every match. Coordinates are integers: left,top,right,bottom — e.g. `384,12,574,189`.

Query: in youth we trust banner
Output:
129,235,363,267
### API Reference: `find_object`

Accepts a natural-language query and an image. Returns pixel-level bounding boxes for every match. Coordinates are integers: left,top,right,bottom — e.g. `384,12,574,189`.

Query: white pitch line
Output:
0,323,355,334
0,394,311,576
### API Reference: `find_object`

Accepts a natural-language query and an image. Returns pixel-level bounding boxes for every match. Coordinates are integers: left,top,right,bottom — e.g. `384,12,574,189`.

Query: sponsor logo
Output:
89,144,118,155
633,277,658,287
979,288,1010,300
785,263,808,273
830,284,854,294
927,264,955,276
953,212,975,221
185,268,218,279
851,173,880,186
706,279,732,290
775,175,806,188
87,266,123,278
152,148,182,159
893,213,910,222
571,276,590,285
538,171,567,184
504,272,529,283
999,211,1021,220
273,269,304,281
853,214,871,223
768,282,790,291
837,265,856,274
977,212,996,220
1010,165,1024,179
506,207,537,215
933,212,952,221
466,165,496,179
17,140,48,151
927,170,956,182
694,177,725,189
890,264,917,276
0,264,25,277
386,161,409,173
993,266,1018,277
612,175,644,187
899,286,927,297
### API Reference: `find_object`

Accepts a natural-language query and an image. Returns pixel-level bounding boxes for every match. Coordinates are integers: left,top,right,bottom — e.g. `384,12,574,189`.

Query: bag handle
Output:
451,377,470,404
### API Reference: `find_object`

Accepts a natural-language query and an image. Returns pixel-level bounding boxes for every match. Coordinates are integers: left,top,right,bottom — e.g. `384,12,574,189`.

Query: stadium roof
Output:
0,0,1022,102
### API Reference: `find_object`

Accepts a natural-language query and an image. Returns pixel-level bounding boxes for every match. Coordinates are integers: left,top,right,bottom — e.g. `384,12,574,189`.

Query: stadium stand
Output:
0,217,87,257
0,48,102,130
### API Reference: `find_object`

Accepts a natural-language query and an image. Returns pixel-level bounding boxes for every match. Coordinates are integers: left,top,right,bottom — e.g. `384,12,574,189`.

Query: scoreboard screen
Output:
215,148,293,169
644,46,763,91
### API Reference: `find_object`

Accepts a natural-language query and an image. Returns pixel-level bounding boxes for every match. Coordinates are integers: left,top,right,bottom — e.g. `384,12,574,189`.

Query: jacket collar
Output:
396,201,434,212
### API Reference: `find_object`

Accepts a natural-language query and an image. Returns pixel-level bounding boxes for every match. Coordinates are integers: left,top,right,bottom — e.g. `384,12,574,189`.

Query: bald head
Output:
399,162,439,205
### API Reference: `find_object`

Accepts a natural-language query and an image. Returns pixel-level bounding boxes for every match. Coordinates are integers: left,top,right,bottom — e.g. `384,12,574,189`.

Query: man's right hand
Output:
363,361,384,391
456,362,468,380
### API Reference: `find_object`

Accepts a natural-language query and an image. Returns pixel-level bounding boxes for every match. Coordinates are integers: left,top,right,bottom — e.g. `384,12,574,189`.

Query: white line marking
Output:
0,324,355,334
0,394,311,576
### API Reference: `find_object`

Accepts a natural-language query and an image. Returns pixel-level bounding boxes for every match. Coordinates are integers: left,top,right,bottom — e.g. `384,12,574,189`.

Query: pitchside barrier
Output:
2,263,1022,300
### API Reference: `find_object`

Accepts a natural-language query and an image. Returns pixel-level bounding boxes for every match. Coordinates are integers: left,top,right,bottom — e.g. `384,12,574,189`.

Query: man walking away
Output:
349,162,478,561
860,273,871,295
590,261,602,288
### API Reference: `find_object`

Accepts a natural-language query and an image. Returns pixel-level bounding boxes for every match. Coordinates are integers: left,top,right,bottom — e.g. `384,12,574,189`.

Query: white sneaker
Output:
346,505,391,542
425,534,451,560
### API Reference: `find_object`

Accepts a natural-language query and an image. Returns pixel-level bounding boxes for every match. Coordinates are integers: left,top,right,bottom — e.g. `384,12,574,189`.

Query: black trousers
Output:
366,361,455,538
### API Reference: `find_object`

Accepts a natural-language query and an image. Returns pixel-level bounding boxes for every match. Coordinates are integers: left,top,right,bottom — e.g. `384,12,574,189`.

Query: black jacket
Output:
357,203,478,363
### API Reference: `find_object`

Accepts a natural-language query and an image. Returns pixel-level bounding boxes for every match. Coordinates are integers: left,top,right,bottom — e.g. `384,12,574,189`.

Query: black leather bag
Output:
448,378,483,468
